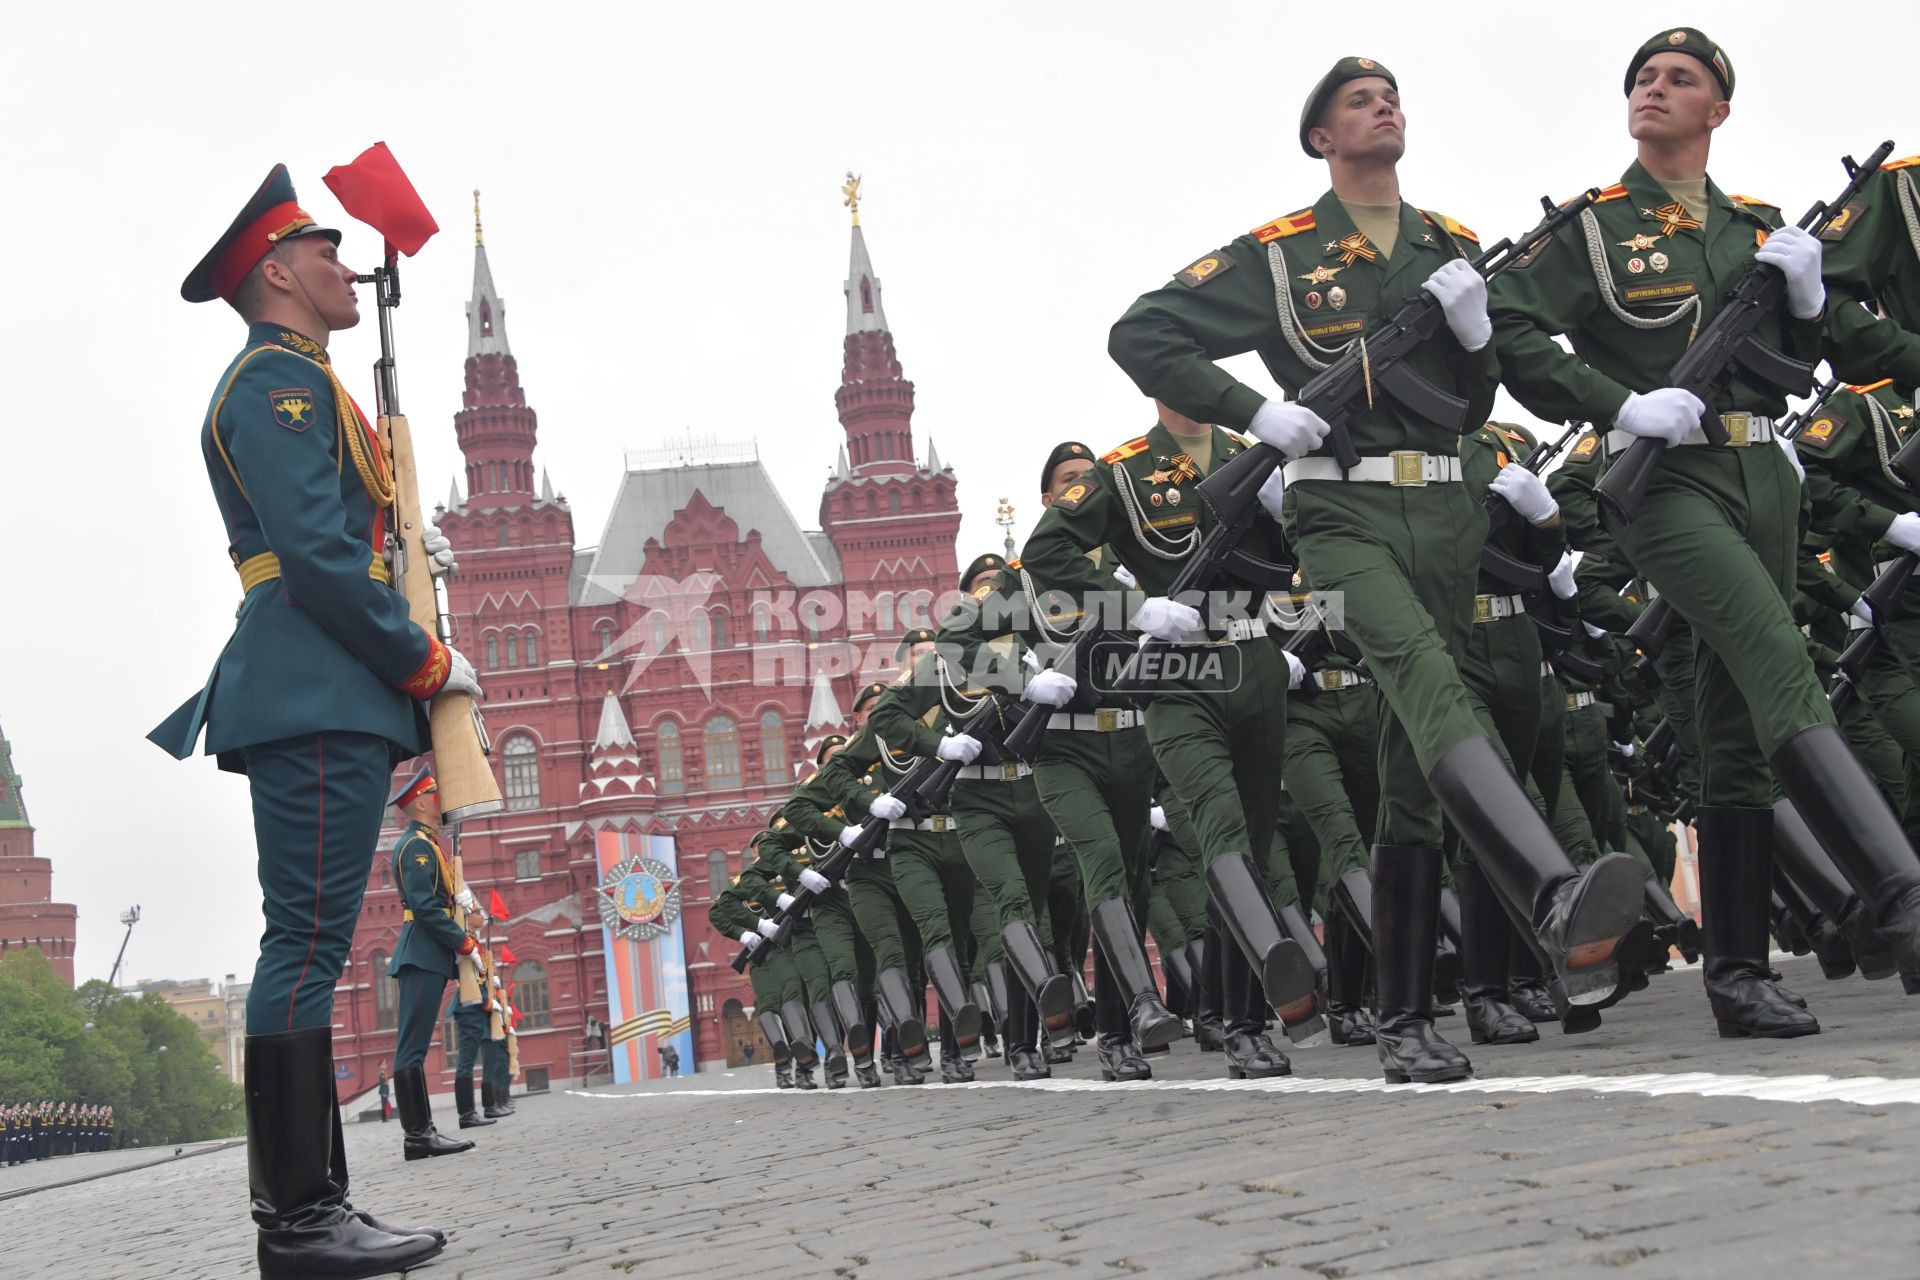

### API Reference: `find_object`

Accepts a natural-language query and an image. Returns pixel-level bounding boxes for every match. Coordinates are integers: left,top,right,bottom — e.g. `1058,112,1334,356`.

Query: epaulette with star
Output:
1730,194,1779,209
1884,155,1920,172
1424,211,1479,243
1100,436,1150,464
1589,184,1630,205
1849,379,1894,394
1252,209,1316,243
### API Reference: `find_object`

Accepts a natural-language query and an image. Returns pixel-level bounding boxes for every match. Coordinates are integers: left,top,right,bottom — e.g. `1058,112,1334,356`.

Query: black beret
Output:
1299,57,1397,158
813,734,848,765
960,554,1005,591
852,680,887,713
1625,28,1732,100
1039,441,1093,494
893,627,936,661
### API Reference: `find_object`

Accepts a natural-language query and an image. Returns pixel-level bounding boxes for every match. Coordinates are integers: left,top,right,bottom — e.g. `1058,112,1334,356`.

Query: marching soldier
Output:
1490,29,1920,1036
1105,60,1644,1081
146,165,466,1275
385,769,476,1160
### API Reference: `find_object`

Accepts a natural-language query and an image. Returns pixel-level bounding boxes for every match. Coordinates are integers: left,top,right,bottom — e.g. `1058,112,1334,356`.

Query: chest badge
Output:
1167,489,1183,505
1298,264,1344,285
1643,201,1704,238
1329,286,1349,310
1649,251,1670,272
1617,234,1660,252
1626,257,1646,274
1149,491,1164,506
1304,290,1323,309
1897,404,1916,420
1330,233,1378,266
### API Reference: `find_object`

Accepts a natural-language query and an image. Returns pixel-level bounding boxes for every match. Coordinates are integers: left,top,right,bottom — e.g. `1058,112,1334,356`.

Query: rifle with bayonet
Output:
1593,141,1896,523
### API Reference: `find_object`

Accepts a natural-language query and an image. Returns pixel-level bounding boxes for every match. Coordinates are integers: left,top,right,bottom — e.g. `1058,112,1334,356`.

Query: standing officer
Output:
148,165,469,1277
1491,29,1920,1035
1106,61,1643,1082
445,950,496,1127
385,769,476,1160
376,1064,391,1123
483,964,517,1116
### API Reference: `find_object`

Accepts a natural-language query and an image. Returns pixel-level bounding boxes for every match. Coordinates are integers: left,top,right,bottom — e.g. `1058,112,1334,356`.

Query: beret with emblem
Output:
853,680,887,713
1625,28,1732,100
960,554,1005,591
1299,57,1398,158
894,626,936,661
182,164,341,304
813,733,848,765
1039,441,1093,495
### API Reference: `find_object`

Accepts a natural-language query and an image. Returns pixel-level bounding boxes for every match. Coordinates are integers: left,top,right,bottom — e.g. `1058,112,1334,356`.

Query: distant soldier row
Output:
1,1102,113,1164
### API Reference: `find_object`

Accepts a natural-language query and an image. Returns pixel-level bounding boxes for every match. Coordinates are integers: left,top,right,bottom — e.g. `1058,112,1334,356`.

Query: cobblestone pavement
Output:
9,953,1920,1279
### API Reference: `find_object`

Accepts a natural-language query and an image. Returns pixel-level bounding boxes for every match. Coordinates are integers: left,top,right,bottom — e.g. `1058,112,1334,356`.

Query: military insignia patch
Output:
1055,482,1091,511
1800,417,1838,446
1623,279,1697,305
1820,202,1866,241
1176,252,1235,288
1570,432,1600,461
1302,316,1365,341
270,388,316,432
414,854,430,866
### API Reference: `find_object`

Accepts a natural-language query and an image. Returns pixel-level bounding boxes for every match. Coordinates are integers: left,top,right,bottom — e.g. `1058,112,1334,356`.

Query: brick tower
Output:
0,721,78,984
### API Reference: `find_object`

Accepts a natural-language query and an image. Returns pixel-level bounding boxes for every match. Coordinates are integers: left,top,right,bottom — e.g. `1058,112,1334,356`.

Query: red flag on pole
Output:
322,142,440,258
500,943,519,966
489,887,510,919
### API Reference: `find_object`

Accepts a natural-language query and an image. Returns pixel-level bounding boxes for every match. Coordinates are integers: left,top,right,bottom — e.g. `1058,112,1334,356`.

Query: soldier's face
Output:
1311,77,1404,163
1042,459,1094,506
1628,53,1727,143
283,236,363,330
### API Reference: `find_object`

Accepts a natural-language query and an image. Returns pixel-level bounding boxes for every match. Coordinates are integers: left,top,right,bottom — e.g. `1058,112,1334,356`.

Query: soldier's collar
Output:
247,321,332,364
1618,159,1738,236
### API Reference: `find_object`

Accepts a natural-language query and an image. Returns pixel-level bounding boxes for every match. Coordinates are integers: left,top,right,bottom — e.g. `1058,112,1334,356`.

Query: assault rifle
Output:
1593,141,1896,523
729,691,1023,972
1115,191,1602,679
1480,422,1583,594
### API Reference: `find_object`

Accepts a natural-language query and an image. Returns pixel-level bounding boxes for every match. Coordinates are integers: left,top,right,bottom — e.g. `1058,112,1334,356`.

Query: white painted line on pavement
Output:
569,1069,1920,1108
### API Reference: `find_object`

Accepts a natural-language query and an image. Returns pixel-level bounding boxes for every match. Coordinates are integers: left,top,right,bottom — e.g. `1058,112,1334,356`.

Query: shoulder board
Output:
1252,209,1316,243
1590,184,1630,205
1730,194,1779,209
1884,156,1920,172
1848,378,1894,394
1006,557,1021,570
1100,436,1150,464
1423,211,1479,243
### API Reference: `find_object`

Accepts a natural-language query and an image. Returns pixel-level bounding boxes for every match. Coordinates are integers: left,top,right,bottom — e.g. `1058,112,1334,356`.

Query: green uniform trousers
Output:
952,775,1058,949
1284,481,1494,845
1653,621,1703,802
1563,698,1625,856
1046,838,1089,973
1269,790,1321,911
390,967,447,1072
1612,449,1833,807
887,824,975,969
1282,679,1381,914
808,889,869,997
1855,629,1920,841
1033,726,1155,919
1148,825,1209,942
846,856,922,979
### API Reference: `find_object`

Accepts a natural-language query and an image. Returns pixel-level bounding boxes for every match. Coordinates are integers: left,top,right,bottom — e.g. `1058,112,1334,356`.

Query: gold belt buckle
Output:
1473,594,1495,623
930,816,949,833
1317,670,1341,692
1095,708,1118,732
1389,450,1427,486
1722,412,1750,447
1000,762,1020,780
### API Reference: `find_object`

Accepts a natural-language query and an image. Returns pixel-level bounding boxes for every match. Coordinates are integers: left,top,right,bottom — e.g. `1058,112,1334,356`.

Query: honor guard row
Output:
2,1103,113,1164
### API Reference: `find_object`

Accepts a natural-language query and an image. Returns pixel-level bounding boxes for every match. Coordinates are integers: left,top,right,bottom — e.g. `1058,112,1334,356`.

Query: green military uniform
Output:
708,873,809,1085
747,823,873,1081
1819,154,1920,387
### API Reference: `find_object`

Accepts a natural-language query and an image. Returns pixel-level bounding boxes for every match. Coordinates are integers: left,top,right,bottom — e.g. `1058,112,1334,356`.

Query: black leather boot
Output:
1096,1033,1152,1082
824,1049,849,1089
1773,796,1897,979
831,980,873,1065
1371,846,1472,1083
1089,897,1183,1050
793,1060,819,1090
327,1070,444,1246
454,1076,493,1128
1334,868,1375,951
479,1081,509,1119
1070,967,1098,1040
1457,861,1539,1047
248,1030,445,1279
1643,876,1700,964
1428,736,1644,1005
1219,918,1290,1079
1506,934,1556,1022
757,1010,794,1086
937,1013,976,1082
1771,723,1920,974
1190,929,1226,1050
1435,886,1465,1000
395,1067,473,1161
1697,807,1819,1038
811,995,844,1061
874,967,930,1066
1003,979,1051,1080
925,947,984,1061
1002,922,1075,1048
781,1000,821,1070
1161,939,1195,1018
1205,851,1318,1031
855,1059,883,1088
1325,909,1376,1047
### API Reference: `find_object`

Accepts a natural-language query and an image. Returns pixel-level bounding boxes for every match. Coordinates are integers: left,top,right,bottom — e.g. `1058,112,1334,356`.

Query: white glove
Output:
936,734,982,764
1886,512,1920,554
799,868,831,894
776,892,797,912
1283,650,1306,691
1547,552,1578,601
1754,225,1826,320
1257,467,1287,520
1489,464,1559,525
456,889,478,912
1775,432,1805,483
739,931,763,952
756,918,781,939
1614,388,1705,448
421,522,457,578
1149,805,1168,831
868,794,907,821
837,823,865,847
1136,595,1202,642
1420,258,1493,351
1248,400,1331,460
1026,669,1077,707
1110,563,1137,589
491,973,502,988
1617,741,1637,759
1852,597,1877,627
1583,621,1608,640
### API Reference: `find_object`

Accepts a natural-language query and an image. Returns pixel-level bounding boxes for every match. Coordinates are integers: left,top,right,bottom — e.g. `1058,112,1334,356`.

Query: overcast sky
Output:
2,1,1912,988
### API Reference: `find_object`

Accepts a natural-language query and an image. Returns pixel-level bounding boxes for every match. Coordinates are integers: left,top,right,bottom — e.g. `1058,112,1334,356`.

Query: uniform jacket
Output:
390,820,470,980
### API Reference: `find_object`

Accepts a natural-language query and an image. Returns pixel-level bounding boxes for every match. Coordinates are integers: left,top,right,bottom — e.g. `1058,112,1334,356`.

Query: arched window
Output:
373,952,396,1030
708,849,730,896
485,634,499,670
711,611,728,649
889,490,902,516
704,716,741,790
504,632,520,668
596,622,615,656
753,607,771,643
502,735,540,811
690,611,710,652
650,614,668,651
760,711,787,781
523,631,539,667
656,722,685,795
497,521,508,548
512,960,551,1030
